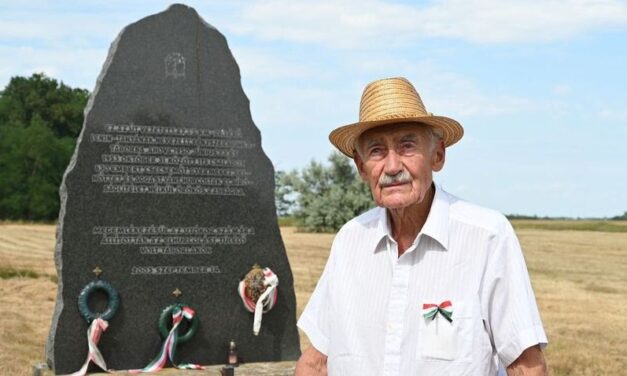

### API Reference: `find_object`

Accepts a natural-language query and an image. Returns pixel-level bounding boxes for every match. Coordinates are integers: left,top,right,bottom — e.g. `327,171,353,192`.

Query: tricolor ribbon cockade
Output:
238,266,279,335
422,300,453,323
130,306,204,373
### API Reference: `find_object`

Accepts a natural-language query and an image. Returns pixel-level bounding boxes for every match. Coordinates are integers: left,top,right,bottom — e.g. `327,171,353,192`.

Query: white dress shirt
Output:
298,185,547,375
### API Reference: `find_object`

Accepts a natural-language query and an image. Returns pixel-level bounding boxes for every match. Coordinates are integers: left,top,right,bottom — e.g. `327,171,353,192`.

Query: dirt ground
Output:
0,223,626,375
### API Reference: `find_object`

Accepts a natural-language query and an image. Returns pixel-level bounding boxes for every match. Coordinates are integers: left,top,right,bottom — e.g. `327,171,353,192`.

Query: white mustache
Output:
379,170,412,187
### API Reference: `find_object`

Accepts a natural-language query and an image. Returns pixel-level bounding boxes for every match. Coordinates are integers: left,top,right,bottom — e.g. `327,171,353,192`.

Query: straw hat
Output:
329,77,464,157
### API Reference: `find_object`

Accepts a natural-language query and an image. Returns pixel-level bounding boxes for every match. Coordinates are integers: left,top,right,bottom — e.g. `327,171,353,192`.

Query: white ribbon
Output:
60,318,110,376
253,270,279,335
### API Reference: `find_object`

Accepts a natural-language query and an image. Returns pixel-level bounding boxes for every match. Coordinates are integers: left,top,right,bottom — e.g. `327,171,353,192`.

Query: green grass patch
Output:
512,220,627,233
0,266,40,279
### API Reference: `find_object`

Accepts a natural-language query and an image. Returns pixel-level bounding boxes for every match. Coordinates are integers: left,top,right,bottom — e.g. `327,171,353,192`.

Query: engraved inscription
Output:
165,52,185,78
91,124,254,196
139,246,212,255
131,265,222,275
93,225,254,276
93,225,254,246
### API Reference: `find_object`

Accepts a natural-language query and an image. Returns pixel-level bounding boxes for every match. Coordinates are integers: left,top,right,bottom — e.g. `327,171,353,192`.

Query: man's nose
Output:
383,150,403,175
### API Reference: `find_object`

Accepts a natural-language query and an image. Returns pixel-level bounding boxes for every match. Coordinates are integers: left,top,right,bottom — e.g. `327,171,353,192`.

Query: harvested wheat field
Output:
1,222,626,375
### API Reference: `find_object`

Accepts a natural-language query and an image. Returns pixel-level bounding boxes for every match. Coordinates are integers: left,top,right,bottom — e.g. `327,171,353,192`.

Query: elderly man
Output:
295,77,547,375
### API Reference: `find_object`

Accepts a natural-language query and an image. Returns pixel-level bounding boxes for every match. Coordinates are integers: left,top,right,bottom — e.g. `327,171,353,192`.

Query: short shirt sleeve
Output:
481,220,548,366
297,237,337,355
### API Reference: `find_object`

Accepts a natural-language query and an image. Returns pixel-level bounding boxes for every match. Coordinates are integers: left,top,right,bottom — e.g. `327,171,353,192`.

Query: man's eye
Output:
369,147,383,156
400,142,417,153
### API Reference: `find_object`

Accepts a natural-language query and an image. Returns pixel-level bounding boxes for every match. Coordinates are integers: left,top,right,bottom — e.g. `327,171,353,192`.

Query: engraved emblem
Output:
165,52,185,78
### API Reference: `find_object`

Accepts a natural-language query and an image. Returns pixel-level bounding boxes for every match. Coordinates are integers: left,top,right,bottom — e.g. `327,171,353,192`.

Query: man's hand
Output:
506,345,547,376
295,346,328,376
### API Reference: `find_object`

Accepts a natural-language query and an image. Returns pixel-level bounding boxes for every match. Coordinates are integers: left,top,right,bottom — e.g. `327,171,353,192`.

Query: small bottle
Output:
228,340,239,367
220,366,235,376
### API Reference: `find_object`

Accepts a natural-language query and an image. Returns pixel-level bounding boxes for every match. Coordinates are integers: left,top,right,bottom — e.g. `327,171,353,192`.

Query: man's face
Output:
354,123,445,210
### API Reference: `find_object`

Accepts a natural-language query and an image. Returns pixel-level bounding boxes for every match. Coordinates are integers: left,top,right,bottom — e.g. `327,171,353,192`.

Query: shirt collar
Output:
372,183,450,253
420,184,450,250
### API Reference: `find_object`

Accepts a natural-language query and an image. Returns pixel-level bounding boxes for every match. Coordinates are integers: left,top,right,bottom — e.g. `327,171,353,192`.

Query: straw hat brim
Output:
329,115,464,158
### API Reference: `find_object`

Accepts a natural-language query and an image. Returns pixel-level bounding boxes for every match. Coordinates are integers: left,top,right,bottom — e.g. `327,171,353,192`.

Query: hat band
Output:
361,112,431,122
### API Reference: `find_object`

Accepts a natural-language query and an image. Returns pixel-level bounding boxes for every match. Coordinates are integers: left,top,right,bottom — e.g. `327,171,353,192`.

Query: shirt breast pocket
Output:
417,300,474,363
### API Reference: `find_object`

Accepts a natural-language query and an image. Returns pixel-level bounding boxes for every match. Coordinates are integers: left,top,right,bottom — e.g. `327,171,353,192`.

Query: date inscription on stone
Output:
131,265,221,275
90,124,254,196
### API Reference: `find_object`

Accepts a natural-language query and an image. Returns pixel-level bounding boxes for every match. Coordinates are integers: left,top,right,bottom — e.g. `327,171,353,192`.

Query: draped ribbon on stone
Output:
238,267,279,335
129,306,204,373
59,318,111,376
422,300,453,323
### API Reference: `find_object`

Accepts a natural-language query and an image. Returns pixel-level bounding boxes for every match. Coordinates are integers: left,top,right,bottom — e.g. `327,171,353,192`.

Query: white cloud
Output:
342,55,538,117
229,0,627,47
598,108,627,123
552,84,572,95
231,47,333,82
0,14,123,45
247,83,355,129
0,46,106,89
414,69,537,117
420,0,627,43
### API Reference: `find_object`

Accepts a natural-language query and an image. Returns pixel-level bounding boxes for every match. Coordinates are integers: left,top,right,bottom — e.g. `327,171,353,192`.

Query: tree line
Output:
0,74,88,220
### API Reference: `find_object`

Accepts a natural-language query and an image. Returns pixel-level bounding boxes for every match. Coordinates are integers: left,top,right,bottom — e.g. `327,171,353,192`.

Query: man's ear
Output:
353,152,368,181
432,140,446,172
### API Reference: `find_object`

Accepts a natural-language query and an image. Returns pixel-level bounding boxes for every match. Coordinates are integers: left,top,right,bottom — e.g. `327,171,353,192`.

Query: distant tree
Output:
610,211,627,220
0,73,89,220
276,152,373,232
506,214,540,220
275,170,296,217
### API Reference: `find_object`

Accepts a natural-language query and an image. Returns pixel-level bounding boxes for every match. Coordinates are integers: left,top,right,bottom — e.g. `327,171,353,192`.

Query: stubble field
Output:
0,222,626,375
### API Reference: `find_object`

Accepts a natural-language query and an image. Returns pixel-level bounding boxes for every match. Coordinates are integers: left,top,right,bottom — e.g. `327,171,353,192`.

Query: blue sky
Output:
1,0,626,217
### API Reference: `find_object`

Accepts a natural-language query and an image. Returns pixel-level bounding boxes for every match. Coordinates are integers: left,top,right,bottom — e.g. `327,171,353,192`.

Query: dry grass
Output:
0,224,57,375
1,223,626,375
512,219,627,233
280,228,335,352
517,229,627,375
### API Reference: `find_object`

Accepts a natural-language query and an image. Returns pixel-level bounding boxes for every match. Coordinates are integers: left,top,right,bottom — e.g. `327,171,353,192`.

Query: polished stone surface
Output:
47,4,300,374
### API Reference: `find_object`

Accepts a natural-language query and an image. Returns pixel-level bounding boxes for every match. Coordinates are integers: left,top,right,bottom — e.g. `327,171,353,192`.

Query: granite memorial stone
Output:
46,4,301,373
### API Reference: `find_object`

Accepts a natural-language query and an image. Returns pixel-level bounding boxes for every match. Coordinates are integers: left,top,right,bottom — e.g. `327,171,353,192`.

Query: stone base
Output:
34,361,296,375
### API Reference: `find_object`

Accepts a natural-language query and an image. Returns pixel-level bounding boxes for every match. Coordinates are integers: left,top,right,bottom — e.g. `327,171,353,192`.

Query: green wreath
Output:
77,279,120,322
158,304,199,343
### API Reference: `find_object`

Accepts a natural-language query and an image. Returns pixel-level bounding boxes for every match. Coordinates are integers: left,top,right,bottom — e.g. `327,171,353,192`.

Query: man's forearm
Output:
295,346,328,376
506,345,547,376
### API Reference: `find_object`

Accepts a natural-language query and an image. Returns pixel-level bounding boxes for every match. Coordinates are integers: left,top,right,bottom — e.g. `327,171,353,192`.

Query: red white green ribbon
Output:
238,267,279,335
129,306,204,373
59,318,111,376
422,300,453,323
